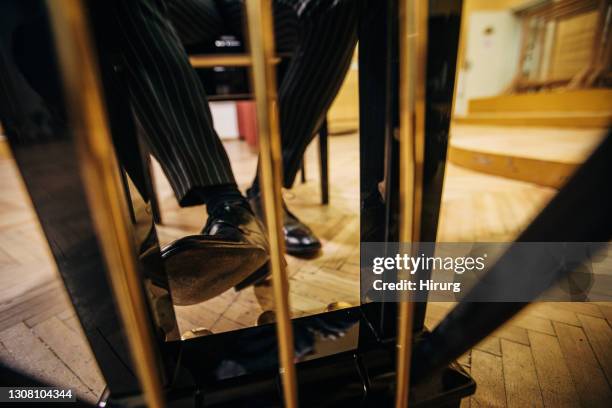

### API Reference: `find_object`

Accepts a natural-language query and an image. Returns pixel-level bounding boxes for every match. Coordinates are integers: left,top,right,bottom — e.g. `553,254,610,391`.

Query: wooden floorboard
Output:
1,131,610,405
576,314,612,385
470,349,507,408
0,323,96,402
492,325,529,346
554,322,612,407
528,330,581,408
32,317,105,396
501,339,544,408
474,337,502,357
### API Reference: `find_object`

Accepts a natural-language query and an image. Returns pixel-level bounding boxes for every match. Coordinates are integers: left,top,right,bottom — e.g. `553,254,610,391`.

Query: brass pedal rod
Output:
396,0,428,407
244,1,298,407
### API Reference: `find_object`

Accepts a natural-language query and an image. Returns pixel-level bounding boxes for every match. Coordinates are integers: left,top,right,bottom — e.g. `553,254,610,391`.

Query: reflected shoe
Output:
161,200,270,306
247,190,322,257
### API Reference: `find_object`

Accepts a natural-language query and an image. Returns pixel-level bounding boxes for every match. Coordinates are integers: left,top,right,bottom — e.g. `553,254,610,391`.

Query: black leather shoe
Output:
247,190,322,257
161,200,270,305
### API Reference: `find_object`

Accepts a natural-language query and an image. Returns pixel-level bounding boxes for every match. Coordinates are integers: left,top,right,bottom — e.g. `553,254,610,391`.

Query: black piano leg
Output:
318,118,329,205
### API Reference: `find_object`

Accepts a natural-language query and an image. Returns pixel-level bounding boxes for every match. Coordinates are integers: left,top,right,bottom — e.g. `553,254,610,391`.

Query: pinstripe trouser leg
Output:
111,0,236,207
167,0,359,190
276,1,359,188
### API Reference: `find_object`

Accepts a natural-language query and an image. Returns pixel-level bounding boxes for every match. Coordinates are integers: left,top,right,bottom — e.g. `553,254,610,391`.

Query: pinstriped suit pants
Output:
113,0,358,206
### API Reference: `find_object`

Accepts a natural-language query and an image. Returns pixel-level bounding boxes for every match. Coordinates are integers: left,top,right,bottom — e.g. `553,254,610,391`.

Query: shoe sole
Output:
162,236,268,306
286,244,322,258
235,251,291,290
234,262,270,290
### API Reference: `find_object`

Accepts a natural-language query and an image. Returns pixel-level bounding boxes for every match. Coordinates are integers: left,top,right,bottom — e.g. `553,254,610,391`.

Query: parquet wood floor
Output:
0,129,610,406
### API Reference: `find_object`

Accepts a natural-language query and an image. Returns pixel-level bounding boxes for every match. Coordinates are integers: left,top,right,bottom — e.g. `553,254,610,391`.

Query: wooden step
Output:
455,111,611,128
448,125,606,188
459,89,612,128
468,89,612,114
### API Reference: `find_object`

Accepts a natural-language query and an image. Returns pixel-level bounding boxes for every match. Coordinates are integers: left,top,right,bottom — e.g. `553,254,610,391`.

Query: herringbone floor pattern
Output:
0,131,610,406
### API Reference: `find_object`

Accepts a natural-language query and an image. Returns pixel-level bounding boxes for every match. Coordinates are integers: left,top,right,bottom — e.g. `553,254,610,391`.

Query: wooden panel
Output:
0,323,94,401
454,112,612,128
493,324,530,346
549,11,598,80
501,339,544,408
63,315,83,333
0,283,69,332
555,301,604,318
448,145,577,188
596,302,612,326
577,314,612,384
470,350,507,407
510,313,555,336
528,303,581,327
475,337,502,357
528,331,580,407
459,364,471,408
554,322,612,407
467,89,612,113
189,54,280,68
32,317,106,395
448,124,605,186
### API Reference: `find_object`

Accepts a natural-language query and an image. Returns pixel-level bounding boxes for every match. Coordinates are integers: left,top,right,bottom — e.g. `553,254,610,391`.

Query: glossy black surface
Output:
358,0,463,336
1,0,474,406
0,0,141,395
248,191,323,257
413,0,464,330
161,305,474,407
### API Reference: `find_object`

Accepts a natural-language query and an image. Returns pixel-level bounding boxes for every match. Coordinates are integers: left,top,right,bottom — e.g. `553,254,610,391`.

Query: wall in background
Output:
454,11,521,116
453,0,535,116
210,101,239,140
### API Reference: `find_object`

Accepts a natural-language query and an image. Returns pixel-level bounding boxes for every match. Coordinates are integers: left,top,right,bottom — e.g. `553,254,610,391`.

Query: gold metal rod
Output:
396,0,428,407
190,54,253,67
244,1,298,407
189,54,281,68
46,2,165,407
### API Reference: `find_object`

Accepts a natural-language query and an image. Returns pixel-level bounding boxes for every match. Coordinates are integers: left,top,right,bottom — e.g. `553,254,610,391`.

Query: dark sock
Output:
248,179,291,210
248,177,260,198
196,184,250,215
248,177,289,198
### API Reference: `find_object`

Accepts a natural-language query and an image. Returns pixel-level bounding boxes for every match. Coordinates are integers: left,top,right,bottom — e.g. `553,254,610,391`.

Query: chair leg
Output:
318,118,329,205
300,159,306,183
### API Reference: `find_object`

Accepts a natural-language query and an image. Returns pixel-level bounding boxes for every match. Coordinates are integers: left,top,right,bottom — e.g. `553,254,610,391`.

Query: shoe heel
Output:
235,262,270,291
234,255,287,291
